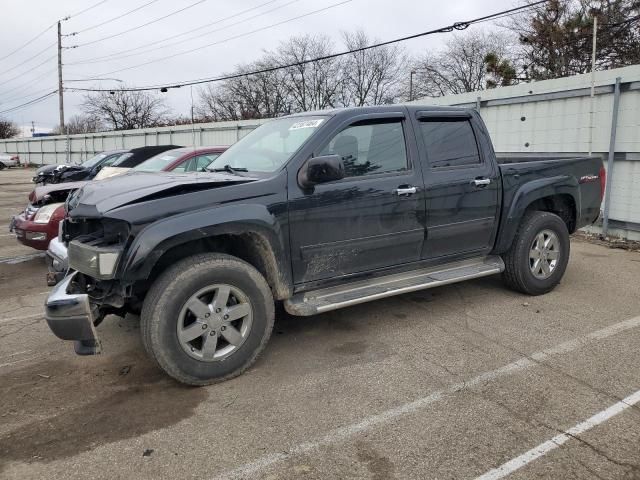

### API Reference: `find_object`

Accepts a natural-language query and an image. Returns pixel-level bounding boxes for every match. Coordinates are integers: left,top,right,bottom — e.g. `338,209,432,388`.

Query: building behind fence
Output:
1,65,639,239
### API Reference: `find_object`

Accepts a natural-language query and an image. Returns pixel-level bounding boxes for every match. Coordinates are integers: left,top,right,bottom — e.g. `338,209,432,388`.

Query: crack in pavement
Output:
407,290,640,416
0,319,42,340
473,392,640,478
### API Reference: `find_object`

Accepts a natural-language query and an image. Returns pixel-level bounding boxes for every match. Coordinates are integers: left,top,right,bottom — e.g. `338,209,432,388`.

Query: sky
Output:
0,0,515,132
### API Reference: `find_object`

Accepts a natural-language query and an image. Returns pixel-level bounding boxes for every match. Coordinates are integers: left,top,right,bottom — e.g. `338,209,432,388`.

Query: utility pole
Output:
57,21,65,134
409,70,416,102
588,11,598,156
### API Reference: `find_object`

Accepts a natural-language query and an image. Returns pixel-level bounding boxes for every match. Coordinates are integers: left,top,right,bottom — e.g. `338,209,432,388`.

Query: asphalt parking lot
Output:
1,167,639,480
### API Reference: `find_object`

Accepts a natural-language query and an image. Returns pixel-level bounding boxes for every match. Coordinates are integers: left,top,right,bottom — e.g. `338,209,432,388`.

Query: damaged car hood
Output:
69,171,259,216
32,181,89,205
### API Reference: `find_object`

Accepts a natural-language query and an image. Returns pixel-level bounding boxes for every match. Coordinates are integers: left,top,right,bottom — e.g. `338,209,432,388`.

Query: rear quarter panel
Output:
494,157,603,253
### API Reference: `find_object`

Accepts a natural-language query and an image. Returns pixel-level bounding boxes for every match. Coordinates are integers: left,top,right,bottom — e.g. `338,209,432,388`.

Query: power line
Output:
0,0,105,66
0,44,57,78
472,3,544,25
0,55,56,88
0,85,58,106
67,0,550,93
0,24,56,63
74,0,354,79
73,0,209,47
67,0,281,65
70,0,302,66
0,90,58,115
0,67,58,97
65,0,109,21
71,0,161,34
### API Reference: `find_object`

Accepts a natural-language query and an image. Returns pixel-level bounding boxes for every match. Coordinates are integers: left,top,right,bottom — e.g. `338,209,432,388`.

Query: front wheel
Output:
0,162,5,170
141,253,275,385
502,211,570,295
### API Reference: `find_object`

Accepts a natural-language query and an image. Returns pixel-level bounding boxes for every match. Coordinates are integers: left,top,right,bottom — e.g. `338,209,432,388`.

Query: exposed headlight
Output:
26,232,47,241
68,239,123,280
33,203,64,224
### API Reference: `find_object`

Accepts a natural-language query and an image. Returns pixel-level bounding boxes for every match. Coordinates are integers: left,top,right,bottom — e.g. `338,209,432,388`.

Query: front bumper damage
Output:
44,271,102,355
46,237,68,286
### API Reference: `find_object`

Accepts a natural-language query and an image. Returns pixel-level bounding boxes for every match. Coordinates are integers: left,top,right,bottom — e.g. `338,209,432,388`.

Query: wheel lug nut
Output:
215,308,221,313
221,326,226,331
223,315,229,320
210,331,215,336
202,324,208,330
205,313,210,318
191,347,195,352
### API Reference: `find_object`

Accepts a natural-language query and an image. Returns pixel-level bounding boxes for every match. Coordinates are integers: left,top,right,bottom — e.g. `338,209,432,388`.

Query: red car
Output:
10,146,227,250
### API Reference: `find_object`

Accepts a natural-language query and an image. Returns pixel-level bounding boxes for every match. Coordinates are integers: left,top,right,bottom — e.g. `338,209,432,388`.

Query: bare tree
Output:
341,30,408,106
197,59,292,121
82,88,170,130
412,31,516,97
52,114,103,135
0,118,19,139
275,34,343,111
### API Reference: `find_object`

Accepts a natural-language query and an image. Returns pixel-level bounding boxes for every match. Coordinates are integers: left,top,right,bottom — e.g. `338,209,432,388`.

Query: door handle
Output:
394,186,418,196
471,178,491,187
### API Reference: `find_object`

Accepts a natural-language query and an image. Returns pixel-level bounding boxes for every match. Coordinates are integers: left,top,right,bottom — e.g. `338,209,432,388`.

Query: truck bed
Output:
497,155,603,235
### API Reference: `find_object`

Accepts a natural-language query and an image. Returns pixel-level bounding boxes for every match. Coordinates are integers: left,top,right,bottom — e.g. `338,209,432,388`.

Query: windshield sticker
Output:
289,119,324,130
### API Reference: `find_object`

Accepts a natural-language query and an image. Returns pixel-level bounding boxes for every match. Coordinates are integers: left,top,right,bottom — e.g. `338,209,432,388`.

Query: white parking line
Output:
0,349,32,360
0,252,45,264
212,315,640,480
0,312,42,325
0,354,45,369
475,389,640,480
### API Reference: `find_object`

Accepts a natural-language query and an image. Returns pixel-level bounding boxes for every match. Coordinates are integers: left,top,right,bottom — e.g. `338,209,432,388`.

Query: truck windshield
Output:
207,116,326,173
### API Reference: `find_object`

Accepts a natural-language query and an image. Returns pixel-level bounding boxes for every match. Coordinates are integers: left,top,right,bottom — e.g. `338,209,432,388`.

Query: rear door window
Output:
419,120,481,168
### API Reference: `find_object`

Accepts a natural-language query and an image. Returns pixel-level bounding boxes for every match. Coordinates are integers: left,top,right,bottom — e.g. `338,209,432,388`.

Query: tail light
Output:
10,155,19,161
599,165,606,202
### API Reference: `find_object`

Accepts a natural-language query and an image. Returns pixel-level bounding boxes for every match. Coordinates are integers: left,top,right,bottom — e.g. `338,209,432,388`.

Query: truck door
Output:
415,111,499,259
288,113,426,284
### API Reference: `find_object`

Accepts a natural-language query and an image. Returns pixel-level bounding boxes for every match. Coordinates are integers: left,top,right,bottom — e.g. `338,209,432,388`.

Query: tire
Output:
0,163,5,170
141,253,275,386
502,211,570,296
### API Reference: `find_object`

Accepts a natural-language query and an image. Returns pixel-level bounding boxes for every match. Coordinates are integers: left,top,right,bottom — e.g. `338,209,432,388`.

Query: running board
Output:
284,256,505,316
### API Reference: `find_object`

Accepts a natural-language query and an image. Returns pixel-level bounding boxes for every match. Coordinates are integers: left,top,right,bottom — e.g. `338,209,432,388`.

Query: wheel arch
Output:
494,176,579,254
119,205,292,300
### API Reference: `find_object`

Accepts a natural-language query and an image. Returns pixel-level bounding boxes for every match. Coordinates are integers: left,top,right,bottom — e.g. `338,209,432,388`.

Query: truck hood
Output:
68,171,258,216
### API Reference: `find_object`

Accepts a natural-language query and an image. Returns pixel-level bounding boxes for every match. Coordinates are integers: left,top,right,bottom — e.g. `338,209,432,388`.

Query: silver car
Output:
0,152,20,169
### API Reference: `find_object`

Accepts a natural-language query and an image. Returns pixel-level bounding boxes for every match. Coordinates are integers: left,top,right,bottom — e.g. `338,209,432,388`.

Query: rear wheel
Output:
141,253,275,385
502,211,570,295
0,162,5,170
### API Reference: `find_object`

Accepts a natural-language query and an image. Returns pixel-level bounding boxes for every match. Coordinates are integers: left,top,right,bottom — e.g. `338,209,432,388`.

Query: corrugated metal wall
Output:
410,64,640,240
0,118,268,165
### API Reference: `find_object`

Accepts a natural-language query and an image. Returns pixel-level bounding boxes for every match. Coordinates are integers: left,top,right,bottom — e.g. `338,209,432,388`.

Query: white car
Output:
0,153,20,169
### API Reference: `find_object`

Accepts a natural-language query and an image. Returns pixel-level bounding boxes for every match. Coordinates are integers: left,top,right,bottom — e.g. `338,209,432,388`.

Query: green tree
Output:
508,0,640,80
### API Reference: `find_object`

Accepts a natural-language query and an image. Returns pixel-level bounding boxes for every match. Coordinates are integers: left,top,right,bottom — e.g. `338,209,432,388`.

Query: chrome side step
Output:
284,256,504,316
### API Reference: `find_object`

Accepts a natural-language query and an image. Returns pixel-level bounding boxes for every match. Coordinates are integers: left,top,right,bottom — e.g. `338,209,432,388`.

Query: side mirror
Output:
298,155,345,188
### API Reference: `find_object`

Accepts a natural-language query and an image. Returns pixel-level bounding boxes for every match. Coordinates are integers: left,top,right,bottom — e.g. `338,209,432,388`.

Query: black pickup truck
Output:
45,105,604,385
